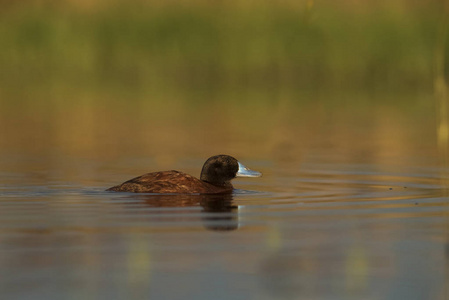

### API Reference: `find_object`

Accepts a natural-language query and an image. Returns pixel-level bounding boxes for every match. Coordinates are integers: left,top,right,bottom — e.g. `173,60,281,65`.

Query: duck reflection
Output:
121,193,239,231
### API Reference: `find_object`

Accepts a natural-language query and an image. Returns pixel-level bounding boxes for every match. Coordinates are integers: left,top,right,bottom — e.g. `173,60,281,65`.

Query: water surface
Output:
1,128,448,300
1,2,448,298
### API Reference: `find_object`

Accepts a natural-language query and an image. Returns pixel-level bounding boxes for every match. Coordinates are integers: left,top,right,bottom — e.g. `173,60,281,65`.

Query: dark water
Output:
1,147,449,299
0,98,448,299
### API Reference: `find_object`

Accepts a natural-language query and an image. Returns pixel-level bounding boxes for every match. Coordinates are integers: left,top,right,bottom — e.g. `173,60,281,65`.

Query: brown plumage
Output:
106,154,262,194
106,170,232,194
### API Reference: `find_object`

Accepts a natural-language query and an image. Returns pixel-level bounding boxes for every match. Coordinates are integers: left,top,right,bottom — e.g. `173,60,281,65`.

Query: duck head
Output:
200,154,262,186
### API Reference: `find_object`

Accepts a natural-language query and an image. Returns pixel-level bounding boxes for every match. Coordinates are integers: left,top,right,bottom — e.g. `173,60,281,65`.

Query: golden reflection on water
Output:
127,234,152,297
0,35,443,300
0,95,437,166
434,8,449,300
0,1,447,299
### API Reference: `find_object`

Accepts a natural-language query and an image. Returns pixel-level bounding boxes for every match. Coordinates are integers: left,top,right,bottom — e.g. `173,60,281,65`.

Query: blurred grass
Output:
0,1,446,105
0,1,446,161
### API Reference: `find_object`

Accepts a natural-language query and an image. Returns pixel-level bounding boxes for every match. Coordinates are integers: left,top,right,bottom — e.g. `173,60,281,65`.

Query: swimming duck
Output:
106,154,262,194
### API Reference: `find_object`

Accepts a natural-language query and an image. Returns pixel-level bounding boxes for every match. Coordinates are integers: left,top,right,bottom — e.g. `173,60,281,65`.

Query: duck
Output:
106,154,262,194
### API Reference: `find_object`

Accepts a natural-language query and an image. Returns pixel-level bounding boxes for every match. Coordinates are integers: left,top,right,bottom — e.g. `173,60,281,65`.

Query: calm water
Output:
0,1,447,297
1,100,449,300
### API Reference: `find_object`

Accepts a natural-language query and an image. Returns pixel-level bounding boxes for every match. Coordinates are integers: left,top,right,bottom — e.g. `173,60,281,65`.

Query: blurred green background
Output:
0,0,448,165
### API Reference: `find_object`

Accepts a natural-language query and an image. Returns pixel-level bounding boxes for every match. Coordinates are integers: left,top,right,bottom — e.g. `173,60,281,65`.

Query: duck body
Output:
106,170,232,194
106,154,261,194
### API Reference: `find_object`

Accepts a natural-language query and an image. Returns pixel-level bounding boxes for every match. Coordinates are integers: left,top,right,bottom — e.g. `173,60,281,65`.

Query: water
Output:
0,92,448,299
0,1,447,297
1,144,448,299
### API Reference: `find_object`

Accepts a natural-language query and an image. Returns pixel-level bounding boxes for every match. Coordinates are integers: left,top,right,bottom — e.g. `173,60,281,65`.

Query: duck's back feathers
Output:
106,170,232,194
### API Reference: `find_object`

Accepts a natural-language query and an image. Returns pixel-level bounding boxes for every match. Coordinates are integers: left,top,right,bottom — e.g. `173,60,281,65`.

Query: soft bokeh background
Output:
1,0,447,166
1,1,449,300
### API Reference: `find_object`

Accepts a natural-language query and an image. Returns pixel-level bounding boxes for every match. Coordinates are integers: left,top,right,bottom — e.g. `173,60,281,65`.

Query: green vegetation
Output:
0,1,445,160
0,2,447,104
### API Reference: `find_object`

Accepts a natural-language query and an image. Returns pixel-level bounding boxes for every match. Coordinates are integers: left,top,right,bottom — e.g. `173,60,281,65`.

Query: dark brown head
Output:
200,155,262,186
